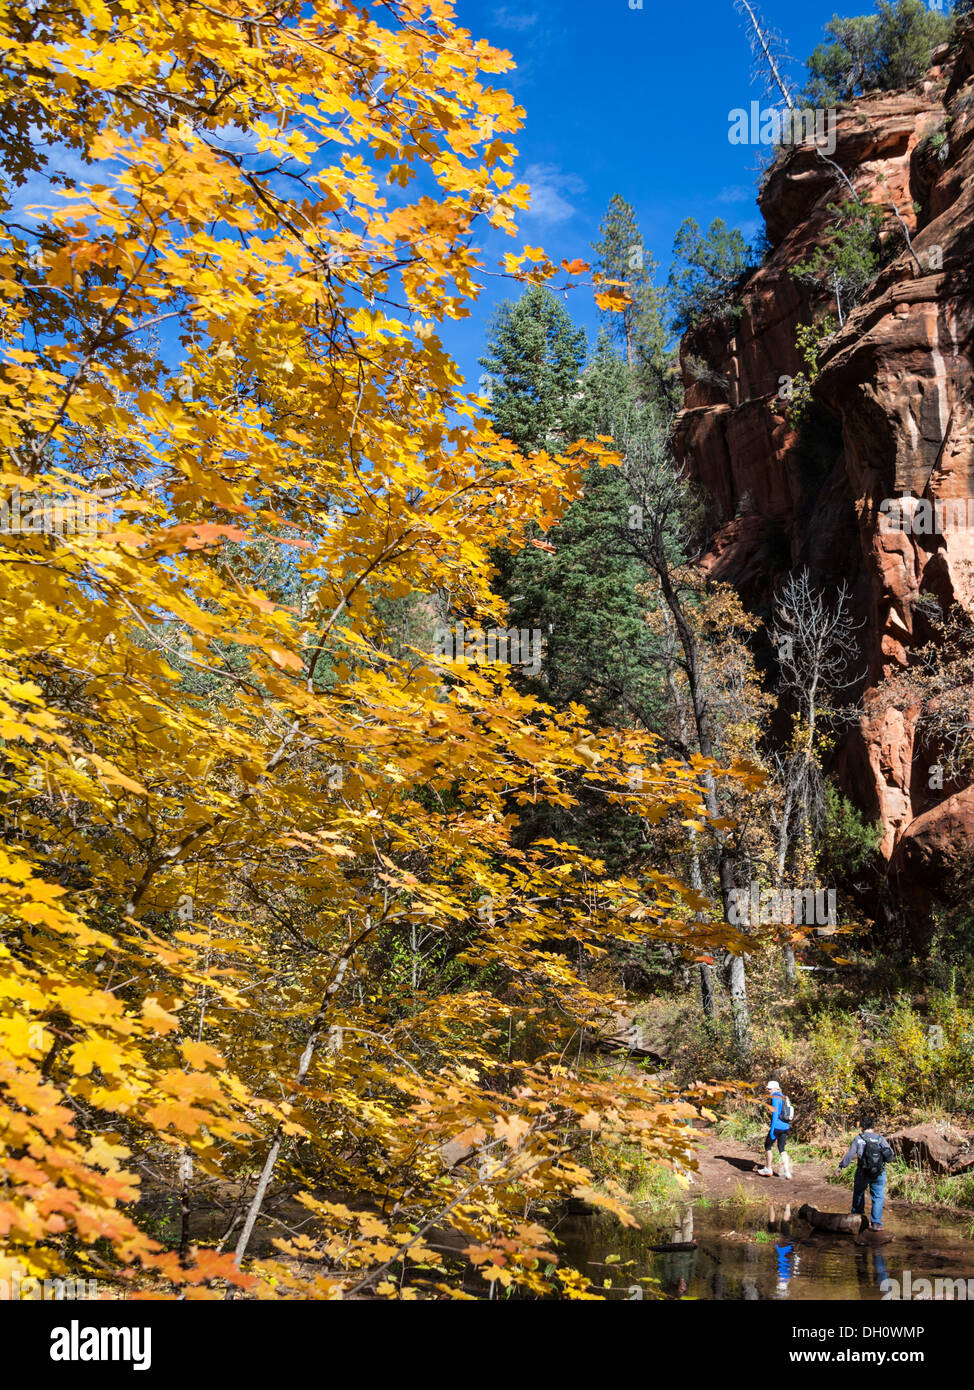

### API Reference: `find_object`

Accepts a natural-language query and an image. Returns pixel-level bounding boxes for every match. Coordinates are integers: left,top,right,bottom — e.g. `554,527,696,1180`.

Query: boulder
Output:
889,1122,972,1174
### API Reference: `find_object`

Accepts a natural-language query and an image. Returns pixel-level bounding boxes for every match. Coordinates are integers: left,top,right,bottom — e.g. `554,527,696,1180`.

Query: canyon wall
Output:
673,24,974,925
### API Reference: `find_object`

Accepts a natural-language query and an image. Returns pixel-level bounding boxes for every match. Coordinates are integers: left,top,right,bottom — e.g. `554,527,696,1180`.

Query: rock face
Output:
673,24,974,927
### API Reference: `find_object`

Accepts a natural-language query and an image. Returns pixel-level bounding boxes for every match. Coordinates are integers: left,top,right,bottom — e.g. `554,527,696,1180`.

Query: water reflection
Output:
657,1206,696,1297
770,1204,799,1297
554,1199,974,1301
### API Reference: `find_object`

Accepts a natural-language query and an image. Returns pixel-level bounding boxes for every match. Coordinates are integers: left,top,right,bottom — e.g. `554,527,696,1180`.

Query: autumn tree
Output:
0,0,739,1300
770,571,866,977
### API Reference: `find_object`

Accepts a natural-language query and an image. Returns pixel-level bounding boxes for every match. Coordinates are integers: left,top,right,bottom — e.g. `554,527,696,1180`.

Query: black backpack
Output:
860,1134,887,1178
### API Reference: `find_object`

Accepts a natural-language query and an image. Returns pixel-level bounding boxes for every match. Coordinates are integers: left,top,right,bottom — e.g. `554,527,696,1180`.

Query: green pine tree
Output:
667,217,755,335
804,0,954,105
591,195,667,373
477,283,586,454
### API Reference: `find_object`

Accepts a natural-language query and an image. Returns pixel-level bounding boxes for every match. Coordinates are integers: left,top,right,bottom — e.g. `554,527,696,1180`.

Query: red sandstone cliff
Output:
673,24,974,924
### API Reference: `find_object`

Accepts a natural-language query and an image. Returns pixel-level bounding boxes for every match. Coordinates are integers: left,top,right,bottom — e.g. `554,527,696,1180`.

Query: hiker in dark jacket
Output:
839,1118,895,1230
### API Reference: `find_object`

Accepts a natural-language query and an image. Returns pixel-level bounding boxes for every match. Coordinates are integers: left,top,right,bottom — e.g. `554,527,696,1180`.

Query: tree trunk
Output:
656,573,750,1054
781,942,797,984
699,961,716,1018
723,951,750,1055
661,603,718,1024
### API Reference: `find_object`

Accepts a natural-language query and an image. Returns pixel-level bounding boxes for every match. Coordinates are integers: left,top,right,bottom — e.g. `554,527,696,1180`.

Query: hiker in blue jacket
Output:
839,1118,895,1230
757,1079,792,1179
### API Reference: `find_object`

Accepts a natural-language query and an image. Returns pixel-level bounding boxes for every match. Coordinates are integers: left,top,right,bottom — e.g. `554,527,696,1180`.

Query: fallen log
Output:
797,1203,866,1235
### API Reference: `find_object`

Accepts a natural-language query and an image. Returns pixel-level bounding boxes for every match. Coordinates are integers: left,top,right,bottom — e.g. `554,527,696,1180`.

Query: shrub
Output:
791,200,885,323
805,1012,869,1121
804,1,955,107
818,783,884,884
667,217,755,334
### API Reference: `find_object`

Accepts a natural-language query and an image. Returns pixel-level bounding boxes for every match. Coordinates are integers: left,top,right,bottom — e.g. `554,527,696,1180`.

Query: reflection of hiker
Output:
671,1206,694,1246
770,1203,798,1296
757,1079,792,1178
659,1209,697,1297
774,1237,798,1297
838,1118,895,1230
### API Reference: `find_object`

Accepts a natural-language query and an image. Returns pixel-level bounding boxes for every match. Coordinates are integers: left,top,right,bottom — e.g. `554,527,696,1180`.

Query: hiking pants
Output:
851,1168,886,1225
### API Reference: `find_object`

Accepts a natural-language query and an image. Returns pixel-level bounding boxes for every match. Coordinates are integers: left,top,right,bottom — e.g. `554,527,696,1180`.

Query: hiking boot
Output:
756,1167,774,1176
869,1221,883,1230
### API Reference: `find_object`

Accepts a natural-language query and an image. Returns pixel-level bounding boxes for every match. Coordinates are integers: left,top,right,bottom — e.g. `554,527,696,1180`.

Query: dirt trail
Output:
689,1130,886,1216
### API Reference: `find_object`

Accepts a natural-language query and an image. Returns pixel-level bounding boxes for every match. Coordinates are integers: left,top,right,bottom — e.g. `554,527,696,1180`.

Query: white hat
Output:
766,1080,781,1092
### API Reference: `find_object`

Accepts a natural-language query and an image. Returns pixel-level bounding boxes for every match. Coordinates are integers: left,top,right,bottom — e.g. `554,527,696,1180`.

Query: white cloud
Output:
492,7,539,30
716,185,754,204
521,163,584,226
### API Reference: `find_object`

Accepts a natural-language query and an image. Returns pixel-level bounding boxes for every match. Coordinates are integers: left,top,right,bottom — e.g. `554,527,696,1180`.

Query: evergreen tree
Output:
667,217,755,335
805,14,882,104
591,194,667,378
479,305,668,865
873,0,953,87
481,306,660,729
804,0,953,105
790,198,885,324
478,283,586,453
573,329,641,440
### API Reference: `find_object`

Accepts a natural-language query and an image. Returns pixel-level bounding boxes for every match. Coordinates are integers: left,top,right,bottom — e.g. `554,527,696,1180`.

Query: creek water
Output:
552,1200,974,1300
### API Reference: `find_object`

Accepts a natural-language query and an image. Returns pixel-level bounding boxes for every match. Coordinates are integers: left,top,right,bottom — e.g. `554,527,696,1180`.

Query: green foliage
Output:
872,0,954,87
799,993,974,1122
572,329,643,440
804,1,954,106
817,783,883,884
480,314,672,868
884,1164,974,1212
483,314,666,737
919,119,952,167
790,199,884,319
502,459,664,729
806,14,883,105
591,194,668,395
779,316,837,428
478,283,586,453
806,1012,869,1121
928,905,974,984
590,1141,683,1207
667,217,755,334
873,994,974,1112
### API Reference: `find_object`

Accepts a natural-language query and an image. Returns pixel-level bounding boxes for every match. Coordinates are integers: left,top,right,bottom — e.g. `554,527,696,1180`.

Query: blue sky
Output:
446,0,882,383
11,1,935,396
